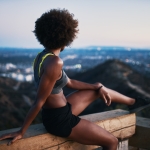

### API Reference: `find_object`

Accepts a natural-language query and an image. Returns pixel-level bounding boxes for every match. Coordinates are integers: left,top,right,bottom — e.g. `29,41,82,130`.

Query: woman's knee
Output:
112,136,118,146
128,98,135,105
107,136,118,149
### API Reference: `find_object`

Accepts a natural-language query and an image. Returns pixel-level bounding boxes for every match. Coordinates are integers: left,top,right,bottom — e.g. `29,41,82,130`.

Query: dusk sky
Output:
0,0,150,48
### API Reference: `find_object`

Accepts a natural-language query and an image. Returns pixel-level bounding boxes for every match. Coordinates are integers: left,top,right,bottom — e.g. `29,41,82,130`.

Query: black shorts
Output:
42,102,81,137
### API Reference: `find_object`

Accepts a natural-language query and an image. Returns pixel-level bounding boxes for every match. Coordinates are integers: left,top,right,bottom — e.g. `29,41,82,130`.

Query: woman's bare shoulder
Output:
44,55,63,67
43,55,63,76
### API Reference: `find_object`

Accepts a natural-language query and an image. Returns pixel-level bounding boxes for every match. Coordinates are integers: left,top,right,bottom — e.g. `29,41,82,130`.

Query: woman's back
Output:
33,49,68,108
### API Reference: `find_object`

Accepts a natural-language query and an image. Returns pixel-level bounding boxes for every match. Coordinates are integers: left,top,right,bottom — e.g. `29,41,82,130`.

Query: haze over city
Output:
0,0,150,48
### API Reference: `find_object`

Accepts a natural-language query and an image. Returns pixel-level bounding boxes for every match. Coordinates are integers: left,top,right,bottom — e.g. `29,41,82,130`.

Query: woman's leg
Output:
68,119,118,150
66,87,135,116
66,87,134,149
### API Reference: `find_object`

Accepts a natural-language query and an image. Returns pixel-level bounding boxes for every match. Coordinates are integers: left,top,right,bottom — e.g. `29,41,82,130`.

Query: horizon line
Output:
0,45,150,50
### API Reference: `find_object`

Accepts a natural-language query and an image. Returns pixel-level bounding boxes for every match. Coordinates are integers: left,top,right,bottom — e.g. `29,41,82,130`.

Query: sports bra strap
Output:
38,53,54,77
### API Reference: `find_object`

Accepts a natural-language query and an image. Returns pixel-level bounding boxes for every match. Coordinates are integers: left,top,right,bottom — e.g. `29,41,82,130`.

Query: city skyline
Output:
0,0,150,48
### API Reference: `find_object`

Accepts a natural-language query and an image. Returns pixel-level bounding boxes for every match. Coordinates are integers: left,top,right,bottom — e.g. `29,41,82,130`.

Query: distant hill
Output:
0,59,150,131
69,59,150,95
64,59,150,115
0,77,41,131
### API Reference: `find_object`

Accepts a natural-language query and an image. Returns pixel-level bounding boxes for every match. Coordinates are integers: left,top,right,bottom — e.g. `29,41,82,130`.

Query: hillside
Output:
69,59,150,96
65,59,150,115
0,77,41,130
0,59,150,130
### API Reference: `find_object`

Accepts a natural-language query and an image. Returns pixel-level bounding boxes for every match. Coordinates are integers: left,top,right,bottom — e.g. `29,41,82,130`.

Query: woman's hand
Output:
98,86,111,106
0,130,23,145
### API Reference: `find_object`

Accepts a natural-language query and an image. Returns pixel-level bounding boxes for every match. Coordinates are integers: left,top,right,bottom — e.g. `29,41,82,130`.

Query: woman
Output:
0,9,141,150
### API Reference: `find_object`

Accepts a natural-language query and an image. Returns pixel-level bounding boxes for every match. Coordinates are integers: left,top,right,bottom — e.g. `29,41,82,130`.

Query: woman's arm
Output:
20,57,62,134
66,78,103,91
66,78,112,106
0,56,63,145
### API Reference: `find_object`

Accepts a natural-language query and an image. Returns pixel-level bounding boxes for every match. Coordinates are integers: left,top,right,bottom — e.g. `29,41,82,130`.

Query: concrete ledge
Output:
0,109,135,150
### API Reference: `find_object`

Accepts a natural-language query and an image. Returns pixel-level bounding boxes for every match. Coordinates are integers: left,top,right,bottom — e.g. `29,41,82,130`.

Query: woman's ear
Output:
61,46,65,51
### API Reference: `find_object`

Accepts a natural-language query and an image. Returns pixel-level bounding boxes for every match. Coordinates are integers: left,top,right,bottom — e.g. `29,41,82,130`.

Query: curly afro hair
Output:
33,9,79,50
